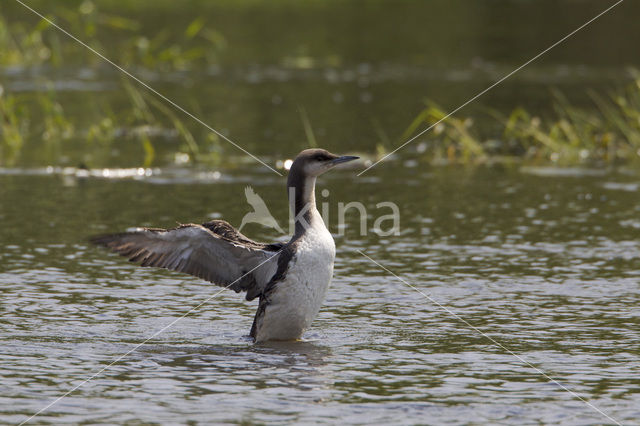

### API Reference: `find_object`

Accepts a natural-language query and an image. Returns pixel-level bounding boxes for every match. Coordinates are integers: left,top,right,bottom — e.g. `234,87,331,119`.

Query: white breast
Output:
255,212,336,342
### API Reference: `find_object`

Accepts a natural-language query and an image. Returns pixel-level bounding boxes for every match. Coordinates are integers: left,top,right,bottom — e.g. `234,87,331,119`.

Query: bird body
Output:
251,208,335,341
92,149,358,342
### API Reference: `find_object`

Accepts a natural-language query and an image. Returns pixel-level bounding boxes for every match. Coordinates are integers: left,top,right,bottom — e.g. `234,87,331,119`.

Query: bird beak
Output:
330,155,359,166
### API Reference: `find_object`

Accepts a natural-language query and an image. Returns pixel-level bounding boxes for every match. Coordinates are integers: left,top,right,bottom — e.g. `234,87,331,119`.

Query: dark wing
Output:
91,220,283,300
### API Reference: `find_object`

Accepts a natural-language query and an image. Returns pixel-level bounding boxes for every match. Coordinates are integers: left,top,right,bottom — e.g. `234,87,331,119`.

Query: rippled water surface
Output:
1,165,639,425
3,1,640,423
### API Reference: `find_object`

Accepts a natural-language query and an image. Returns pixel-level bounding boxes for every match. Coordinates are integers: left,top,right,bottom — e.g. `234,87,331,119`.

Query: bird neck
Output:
287,168,318,235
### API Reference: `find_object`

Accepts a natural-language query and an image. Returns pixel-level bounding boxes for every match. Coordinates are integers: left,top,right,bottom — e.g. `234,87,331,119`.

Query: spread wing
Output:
91,220,283,301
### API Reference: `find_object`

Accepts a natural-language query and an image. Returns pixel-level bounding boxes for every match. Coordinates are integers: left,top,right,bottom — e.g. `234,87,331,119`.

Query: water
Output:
1,165,639,424
2,0,640,424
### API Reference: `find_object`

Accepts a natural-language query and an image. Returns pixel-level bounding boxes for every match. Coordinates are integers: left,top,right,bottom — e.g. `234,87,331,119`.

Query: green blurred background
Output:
1,0,639,168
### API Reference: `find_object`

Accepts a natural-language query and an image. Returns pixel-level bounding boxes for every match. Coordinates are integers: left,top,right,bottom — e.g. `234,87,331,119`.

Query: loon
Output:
91,149,359,342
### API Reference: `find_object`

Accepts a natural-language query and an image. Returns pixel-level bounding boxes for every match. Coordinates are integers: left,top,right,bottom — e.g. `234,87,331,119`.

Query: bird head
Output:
290,148,359,177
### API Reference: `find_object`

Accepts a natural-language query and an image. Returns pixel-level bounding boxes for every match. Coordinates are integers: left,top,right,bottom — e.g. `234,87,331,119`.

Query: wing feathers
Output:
91,222,280,298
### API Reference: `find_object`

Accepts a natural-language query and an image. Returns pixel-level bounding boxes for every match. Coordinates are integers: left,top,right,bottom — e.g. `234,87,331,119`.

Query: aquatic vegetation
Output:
298,105,318,148
401,102,486,164
0,86,75,166
2,2,640,169
0,1,229,167
0,14,58,66
3,75,640,168
399,74,640,167
498,81,640,166
0,80,224,168
0,87,26,165
0,1,225,70
120,17,226,71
